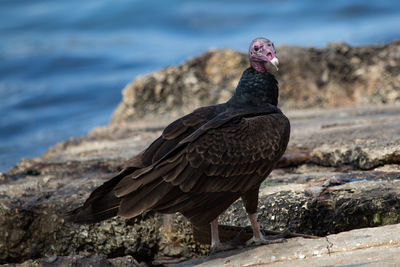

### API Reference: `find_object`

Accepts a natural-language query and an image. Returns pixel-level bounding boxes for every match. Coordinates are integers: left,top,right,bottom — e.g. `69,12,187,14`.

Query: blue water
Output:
1,0,400,172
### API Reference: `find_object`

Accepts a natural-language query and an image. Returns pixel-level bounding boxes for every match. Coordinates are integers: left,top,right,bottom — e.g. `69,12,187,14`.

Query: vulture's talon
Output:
262,227,292,239
231,227,246,243
209,241,243,255
209,228,245,255
246,236,286,246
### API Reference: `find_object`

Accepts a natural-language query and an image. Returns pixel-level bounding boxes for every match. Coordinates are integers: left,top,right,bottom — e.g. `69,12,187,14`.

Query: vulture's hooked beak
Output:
258,53,279,72
270,57,279,71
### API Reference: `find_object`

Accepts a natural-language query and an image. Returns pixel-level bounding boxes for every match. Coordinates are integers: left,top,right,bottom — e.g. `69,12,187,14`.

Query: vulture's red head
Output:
249,37,279,73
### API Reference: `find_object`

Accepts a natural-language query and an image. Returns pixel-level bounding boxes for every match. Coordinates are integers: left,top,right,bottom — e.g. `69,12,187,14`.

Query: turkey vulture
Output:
67,37,290,252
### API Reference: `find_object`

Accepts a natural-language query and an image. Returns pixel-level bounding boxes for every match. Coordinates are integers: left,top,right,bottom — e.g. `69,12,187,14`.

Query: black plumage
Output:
67,38,290,249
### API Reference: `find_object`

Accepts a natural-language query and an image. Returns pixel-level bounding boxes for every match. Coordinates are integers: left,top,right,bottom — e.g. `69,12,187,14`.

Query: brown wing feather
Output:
65,166,139,223
118,180,174,218
114,107,287,220
140,105,222,165
114,152,183,197
68,103,289,225
120,111,289,203
67,105,220,223
155,113,290,194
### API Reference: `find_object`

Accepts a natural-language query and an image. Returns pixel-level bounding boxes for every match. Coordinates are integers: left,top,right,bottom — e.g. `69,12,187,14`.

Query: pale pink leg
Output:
249,212,264,240
209,216,241,254
246,213,286,246
210,216,221,247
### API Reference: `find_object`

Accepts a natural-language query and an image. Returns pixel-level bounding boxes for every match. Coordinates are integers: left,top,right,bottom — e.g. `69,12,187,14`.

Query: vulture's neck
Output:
227,67,279,108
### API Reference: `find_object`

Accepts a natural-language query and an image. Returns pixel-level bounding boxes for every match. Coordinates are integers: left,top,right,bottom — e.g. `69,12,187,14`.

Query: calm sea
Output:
1,0,399,171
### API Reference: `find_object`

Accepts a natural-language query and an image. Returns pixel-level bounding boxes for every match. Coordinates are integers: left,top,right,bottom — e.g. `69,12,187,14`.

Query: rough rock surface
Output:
181,223,400,266
1,104,399,265
3,255,139,267
287,105,400,169
111,41,400,123
1,42,399,265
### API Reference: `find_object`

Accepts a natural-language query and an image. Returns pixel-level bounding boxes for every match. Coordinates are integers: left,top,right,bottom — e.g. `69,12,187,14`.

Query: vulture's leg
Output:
248,212,264,240
210,216,221,248
246,212,287,246
242,187,286,246
209,216,242,254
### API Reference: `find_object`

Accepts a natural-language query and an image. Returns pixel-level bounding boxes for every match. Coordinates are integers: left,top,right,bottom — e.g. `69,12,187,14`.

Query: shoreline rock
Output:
1,104,399,265
180,223,400,266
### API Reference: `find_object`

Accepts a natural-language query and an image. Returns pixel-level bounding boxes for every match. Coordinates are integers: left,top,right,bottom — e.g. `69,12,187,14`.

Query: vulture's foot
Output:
209,229,243,255
209,240,243,255
246,228,290,247
246,235,286,246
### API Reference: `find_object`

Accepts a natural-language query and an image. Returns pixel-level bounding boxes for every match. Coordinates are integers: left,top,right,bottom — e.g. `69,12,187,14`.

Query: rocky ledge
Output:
1,41,399,266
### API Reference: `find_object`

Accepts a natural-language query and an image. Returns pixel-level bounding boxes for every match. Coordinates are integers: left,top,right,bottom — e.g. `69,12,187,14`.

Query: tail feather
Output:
65,167,137,224
118,180,173,218
65,194,119,224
